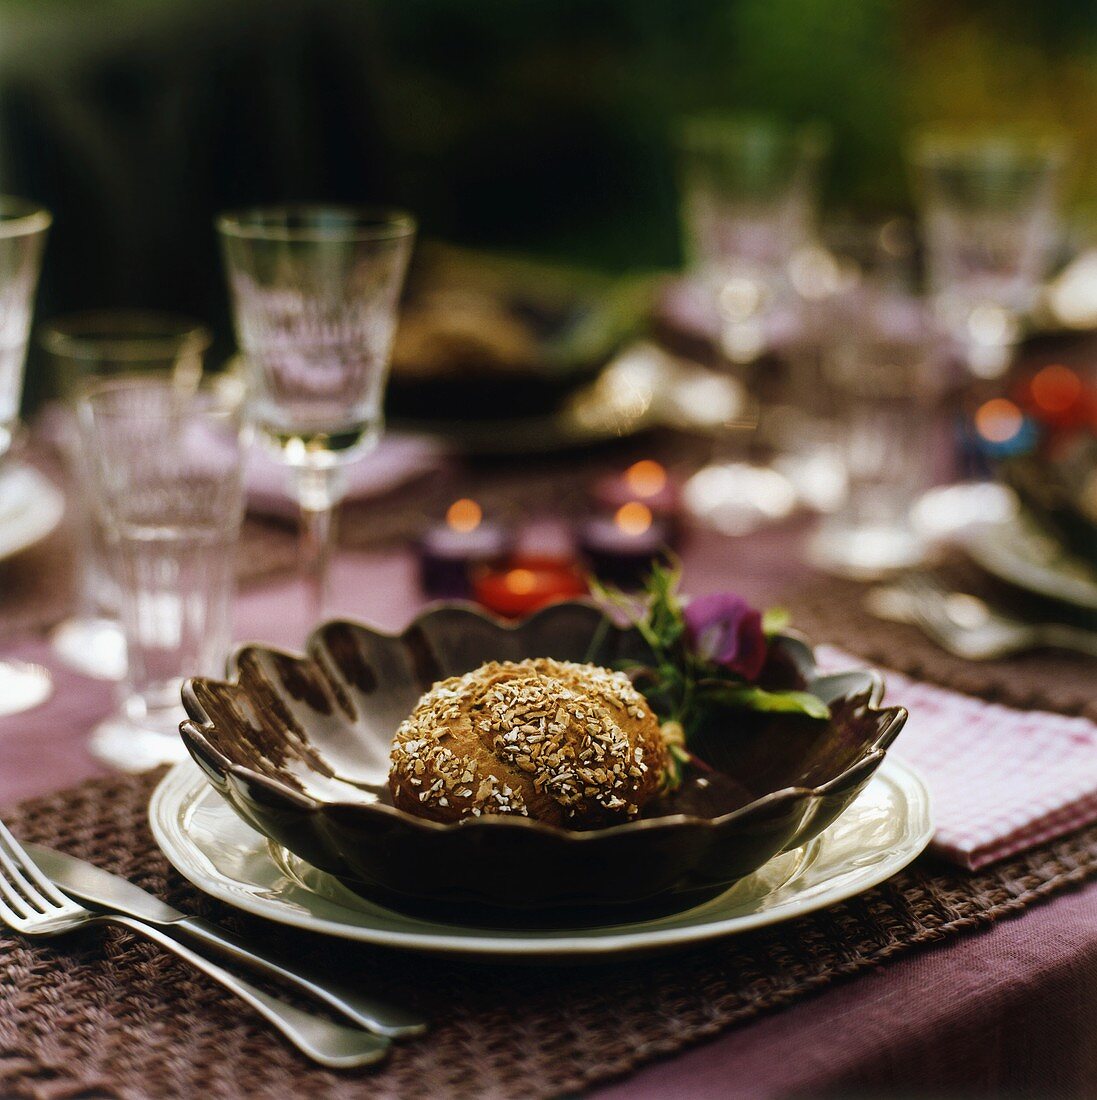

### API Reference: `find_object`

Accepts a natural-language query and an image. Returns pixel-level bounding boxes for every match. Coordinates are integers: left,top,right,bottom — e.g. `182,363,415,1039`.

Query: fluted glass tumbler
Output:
910,129,1065,379
78,378,247,772
39,311,212,681
217,206,415,621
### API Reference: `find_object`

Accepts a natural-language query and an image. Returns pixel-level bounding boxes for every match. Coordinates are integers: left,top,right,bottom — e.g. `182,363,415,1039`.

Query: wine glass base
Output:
50,617,127,681
89,714,189,773
683,462,798,536
0,661,53,718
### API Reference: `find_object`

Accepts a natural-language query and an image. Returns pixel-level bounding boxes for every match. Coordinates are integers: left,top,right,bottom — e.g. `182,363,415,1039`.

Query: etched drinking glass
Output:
77,377,247,771
0,197,51,718
217,206,415,618
39,311,211,681
910,129,1066,379
677,116,825,534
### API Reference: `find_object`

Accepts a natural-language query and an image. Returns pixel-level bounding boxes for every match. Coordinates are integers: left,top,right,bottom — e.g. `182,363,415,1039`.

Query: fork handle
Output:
171,915,426,1038
103,914,390,1069
1041,625,1097,659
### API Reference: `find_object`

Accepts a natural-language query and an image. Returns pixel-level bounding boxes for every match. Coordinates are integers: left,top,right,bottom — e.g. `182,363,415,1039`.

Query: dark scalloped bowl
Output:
179,601,907,921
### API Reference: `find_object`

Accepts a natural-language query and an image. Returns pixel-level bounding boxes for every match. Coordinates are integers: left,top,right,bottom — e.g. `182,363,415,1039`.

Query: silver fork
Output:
897,573,1097,661
0,819,390,1069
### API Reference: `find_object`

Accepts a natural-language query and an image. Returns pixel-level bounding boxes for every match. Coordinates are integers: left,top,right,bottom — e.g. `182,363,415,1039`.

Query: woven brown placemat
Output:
2,770,1097,1100
785,555,1097,723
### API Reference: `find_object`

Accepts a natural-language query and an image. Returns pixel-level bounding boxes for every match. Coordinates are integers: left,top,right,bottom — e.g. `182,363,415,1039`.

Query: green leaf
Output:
702,685,830,721
761,606,791,637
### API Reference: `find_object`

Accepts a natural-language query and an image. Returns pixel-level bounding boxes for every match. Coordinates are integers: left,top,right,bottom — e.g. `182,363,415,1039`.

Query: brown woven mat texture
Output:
2,770,1097,1100
786,554,1097,723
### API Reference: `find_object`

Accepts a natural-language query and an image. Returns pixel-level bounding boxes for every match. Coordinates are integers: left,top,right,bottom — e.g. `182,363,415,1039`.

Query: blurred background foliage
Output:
0,0,1095,362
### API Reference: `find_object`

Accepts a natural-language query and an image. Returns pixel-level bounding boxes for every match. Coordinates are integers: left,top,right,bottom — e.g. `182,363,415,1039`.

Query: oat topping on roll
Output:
389,658,668,828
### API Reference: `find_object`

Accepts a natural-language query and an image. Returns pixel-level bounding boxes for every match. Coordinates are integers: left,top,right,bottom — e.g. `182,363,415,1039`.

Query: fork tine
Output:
0,854,41,920
0,892,24,928
0,821,72,909
0,831,52,910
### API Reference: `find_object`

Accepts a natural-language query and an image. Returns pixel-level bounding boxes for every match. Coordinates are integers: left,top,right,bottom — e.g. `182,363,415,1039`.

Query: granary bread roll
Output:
389,658,668,828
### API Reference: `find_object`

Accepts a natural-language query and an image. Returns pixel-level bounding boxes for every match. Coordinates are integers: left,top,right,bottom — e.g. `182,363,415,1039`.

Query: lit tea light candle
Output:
577,501,670,589
594,459,679,514
592,459,681,547
418,498,514,600
473,554,587,618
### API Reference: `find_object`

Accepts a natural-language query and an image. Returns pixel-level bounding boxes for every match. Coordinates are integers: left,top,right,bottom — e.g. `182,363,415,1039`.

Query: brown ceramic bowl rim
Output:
180,600,907,842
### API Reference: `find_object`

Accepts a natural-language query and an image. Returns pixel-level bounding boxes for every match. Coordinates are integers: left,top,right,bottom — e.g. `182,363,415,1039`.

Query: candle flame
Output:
446,498,482,533
974,398,1023,444
505,568,537,594
624,460,667,498
1031,364,1083,414
615,501,653,536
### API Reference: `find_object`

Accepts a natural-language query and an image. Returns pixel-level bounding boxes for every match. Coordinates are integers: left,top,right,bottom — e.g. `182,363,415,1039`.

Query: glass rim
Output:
77,373,242,421
39,310,212,361
909,126,1070,169
0,196,52,239
215,204,417,243
676,113,830,157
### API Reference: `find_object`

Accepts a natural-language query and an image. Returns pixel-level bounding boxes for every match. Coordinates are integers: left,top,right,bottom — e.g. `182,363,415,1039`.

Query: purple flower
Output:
683,592,767,682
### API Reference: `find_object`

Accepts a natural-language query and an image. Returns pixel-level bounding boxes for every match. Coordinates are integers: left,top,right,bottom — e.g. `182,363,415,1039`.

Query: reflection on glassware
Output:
217,206,415,619
677,115,825,535
77,378,247,772
910,128,1066,378
39,311,212,681
0,661,52,718
808,300,945,577
0,198,51,718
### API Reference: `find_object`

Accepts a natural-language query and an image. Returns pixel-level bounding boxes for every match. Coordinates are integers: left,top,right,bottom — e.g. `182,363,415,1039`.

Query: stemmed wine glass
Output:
0,198,51,718
676,115,825,534
217,206,416,618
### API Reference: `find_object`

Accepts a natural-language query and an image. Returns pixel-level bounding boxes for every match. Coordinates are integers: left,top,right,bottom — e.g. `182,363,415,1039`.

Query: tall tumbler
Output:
77,377,247,771
910,129,1066,379
39,311,212,681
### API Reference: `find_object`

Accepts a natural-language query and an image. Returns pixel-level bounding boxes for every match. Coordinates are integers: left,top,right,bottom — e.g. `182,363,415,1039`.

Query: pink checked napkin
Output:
820,646,1097,870
245,433,446,519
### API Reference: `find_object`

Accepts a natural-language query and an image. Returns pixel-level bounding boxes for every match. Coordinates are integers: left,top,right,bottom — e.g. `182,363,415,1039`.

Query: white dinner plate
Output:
149,758,933,960
965,513,1097,614
0,465,64,561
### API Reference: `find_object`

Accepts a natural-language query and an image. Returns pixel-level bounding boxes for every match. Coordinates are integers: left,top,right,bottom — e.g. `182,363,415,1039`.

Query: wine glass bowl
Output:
218,206,416,463
0,198,51,461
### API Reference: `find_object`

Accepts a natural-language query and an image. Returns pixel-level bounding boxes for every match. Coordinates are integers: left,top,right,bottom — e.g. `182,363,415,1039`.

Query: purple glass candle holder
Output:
591,459,682,547
418,499,514,600
577,503,670,589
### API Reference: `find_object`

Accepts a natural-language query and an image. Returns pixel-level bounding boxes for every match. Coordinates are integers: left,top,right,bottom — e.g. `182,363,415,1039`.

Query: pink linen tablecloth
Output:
2,538,1097,1097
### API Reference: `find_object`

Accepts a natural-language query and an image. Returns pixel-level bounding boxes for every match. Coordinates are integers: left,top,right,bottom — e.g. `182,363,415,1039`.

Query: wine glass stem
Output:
294,465,343,622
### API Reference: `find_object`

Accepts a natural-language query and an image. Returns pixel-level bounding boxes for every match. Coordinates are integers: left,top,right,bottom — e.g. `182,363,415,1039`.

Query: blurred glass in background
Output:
910,129,1067,379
